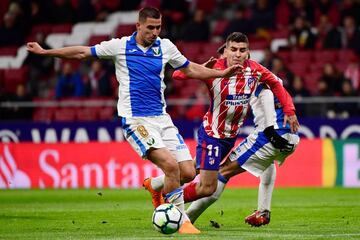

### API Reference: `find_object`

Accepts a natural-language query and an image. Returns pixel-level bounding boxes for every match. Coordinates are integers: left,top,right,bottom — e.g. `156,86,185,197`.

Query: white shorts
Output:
120,114,192,162
228,130,300,177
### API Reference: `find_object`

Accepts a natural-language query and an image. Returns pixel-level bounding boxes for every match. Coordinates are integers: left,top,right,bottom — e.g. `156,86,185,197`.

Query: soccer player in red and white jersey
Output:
143,32,299,222
175,32,299,203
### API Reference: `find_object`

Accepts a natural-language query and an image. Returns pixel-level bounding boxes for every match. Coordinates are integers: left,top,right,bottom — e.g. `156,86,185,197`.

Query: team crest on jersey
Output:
137,125,149,138
247,76,257,89
152,47,161,56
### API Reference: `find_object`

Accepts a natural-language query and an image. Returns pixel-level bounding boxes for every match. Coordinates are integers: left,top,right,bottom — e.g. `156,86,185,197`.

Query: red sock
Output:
183,182,199,203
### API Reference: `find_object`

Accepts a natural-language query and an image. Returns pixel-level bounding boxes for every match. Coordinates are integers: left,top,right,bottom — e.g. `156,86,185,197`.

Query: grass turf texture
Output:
1,188,360,240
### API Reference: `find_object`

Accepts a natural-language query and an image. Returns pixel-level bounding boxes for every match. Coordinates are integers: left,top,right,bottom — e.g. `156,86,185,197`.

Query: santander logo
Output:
0,145,31,189
0,142,164,189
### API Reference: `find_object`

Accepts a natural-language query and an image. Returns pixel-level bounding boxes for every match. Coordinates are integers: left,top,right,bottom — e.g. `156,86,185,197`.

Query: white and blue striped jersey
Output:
251,83,291,132
90,32,189,117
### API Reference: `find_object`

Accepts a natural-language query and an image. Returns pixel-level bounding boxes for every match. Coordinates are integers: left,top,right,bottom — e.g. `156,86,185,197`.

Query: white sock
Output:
151,175,165,191
165,187,190,223
186,180,226,223
258,163,276,211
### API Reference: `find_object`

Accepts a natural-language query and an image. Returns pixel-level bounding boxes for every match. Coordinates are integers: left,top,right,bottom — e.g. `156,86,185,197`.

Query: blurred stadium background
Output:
0,0,359,189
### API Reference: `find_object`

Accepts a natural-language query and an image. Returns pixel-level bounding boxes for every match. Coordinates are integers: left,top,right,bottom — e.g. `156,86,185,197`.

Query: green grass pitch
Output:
1,188,360,240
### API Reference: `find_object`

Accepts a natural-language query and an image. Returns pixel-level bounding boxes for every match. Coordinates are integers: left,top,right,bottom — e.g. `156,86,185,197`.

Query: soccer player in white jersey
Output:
26,7,240,234
185,82,300,225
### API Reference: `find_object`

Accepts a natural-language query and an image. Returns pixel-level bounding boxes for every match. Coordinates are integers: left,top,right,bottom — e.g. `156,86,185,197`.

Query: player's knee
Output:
261,165,276,185
163,160,179,178
180,168,196,184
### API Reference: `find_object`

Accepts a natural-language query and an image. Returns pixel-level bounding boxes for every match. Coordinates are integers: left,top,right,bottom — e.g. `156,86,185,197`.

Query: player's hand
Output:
283,114,299,133
263,126,294,152
202,57,217,69
222,64,242,78
26,42,45,55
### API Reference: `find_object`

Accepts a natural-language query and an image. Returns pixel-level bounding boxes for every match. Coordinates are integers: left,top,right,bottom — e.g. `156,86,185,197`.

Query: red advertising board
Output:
0,139,323,189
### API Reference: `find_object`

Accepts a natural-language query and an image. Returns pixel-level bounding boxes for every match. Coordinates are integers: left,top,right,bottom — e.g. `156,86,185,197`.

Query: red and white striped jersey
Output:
173,58,295,139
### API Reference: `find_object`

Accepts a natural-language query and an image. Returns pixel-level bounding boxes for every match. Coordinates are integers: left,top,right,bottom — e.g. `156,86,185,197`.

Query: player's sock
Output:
165,187,200,234
258,164,276,211
150,175,165,191
186,173,228,223
183,182,198,203
165,187,190,222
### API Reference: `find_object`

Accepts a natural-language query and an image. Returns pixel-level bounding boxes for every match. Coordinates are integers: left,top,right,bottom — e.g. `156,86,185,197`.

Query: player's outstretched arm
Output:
27,42,92,60
180,62,241,80
172,57,218,81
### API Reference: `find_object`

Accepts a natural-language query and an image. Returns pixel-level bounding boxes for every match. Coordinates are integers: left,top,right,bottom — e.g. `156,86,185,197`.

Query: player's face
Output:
226,41,249,67
136,17,162,47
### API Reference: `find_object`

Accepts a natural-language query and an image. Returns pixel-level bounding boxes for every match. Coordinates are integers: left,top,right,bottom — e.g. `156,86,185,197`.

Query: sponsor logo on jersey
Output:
225,94,250,106
146,137,155,146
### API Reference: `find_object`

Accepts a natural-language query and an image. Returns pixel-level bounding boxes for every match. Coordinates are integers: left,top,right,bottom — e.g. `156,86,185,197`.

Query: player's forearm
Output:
182,62,223,80
41,46,91,60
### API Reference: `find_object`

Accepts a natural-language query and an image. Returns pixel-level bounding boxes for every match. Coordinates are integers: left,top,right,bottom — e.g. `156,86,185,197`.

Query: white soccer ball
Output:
152,203,182,234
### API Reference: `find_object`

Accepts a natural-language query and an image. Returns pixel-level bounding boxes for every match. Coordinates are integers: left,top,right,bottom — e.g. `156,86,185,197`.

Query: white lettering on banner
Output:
81,163,103,188
61,164,78,188
36,149,160,188
30,127,125,143
39,149,61,188
31,129,41,143
0,145,31,188
0,130,19,143
44,129,58,142
341,126,360,139
98,128,111,142
319,126,337,139
106,159,121,188
74,128,90,142
121,163,139,188
61,129,71,142
298,126,315,139
343,144,360,187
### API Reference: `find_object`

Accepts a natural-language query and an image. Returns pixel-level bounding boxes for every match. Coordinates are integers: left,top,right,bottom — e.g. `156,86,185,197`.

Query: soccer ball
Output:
152,203,182,234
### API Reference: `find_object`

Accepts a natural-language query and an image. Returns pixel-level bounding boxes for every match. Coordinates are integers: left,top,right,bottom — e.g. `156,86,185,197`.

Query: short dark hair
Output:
217,43,226,55
139,7,161,22
225,32,249,45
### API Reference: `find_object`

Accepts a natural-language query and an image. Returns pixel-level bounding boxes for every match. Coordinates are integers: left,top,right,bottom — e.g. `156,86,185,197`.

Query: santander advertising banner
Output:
0,139,324,189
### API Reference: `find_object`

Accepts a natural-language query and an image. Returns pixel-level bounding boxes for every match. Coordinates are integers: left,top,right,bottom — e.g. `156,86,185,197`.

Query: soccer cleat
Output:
178,220,201,234
143,178,164,208
244,210,271,227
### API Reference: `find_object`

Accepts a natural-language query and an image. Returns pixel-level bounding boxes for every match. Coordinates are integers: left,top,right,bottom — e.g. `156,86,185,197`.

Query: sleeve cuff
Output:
174,60,189,70
90,46,97,57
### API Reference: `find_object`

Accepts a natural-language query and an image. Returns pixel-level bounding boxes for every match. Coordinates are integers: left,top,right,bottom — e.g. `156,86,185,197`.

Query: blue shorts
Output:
196,125,237,171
